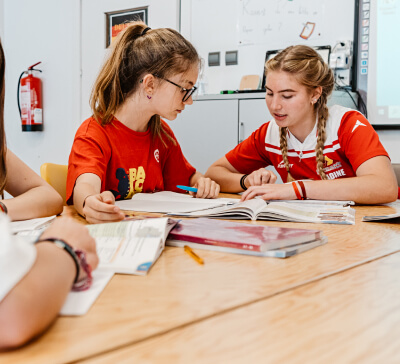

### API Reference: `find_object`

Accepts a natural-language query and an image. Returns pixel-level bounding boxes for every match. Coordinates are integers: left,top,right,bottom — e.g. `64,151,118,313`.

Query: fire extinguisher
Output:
17,62,43,131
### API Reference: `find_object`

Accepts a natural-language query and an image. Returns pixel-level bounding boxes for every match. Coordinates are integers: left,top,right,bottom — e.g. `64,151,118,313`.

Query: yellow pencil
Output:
184,245,204,265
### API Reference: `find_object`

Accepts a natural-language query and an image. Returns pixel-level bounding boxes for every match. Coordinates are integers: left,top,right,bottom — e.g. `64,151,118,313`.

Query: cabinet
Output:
171,91,357,175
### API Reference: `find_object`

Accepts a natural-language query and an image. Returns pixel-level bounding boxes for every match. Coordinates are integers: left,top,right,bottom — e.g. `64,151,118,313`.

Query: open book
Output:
87,217,177,275
171,199,355,225
167,218,327,258
115,192,355,224
362,201,400,222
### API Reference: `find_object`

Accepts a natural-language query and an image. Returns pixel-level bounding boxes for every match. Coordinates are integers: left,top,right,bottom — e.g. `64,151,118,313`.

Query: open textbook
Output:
87,217,177,275
16,217,176,315
115,192,355,224
362,201,400,222
172,199,355,224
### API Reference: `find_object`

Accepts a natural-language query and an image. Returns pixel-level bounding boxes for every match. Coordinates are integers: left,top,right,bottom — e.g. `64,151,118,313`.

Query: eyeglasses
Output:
154,75,197,102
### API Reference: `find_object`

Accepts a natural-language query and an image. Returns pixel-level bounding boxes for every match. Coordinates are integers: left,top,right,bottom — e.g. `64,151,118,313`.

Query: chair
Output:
40,163,68,205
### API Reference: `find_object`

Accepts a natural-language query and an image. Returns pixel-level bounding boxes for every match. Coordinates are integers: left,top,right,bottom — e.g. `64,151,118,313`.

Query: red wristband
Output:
298,180,307,200
292,182,302,200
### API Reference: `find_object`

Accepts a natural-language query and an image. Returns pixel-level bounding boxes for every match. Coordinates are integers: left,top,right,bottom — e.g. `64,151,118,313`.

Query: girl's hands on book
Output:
244,168,278,188
190,176,220,199
240,183,297,202
83,191,125,224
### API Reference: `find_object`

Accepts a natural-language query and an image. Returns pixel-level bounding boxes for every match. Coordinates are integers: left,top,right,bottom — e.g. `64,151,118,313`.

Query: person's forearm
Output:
3,185,63,221
0,243,75,349
205,166,243,193
304,175,398,204
73,182,99,216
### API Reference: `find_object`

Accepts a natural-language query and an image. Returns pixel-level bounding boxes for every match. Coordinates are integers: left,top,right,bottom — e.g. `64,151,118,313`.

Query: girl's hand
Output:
244,168,277,189
40,217,99,281
82,191,125,224
190,177,220,199
240,183,297,202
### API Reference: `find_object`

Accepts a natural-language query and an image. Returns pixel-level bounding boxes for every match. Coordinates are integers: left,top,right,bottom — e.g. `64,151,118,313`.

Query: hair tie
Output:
141,27,151,36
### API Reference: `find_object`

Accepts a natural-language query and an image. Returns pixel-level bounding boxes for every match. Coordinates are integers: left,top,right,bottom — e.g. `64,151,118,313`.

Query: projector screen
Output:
357,0,400,126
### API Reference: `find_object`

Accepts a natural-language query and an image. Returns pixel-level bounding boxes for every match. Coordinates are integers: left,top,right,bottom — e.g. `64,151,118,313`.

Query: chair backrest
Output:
40,163,68,205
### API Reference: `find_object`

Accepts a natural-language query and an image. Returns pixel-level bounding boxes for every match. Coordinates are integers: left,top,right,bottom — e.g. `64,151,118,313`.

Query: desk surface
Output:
1,201,400,363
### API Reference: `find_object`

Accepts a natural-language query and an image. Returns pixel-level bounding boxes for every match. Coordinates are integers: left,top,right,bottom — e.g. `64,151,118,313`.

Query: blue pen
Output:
176,185,198,193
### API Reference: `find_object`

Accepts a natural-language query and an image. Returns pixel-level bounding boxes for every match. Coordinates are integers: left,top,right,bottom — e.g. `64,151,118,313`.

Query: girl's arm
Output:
2,150,63,221
73,173,124,223
241,156,398,204
205,156,277,193
0,217,98,350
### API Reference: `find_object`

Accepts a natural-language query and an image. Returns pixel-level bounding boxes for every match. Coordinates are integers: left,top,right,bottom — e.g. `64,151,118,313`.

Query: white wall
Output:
2,0,180,175
3,0,81,173
1,0,399,176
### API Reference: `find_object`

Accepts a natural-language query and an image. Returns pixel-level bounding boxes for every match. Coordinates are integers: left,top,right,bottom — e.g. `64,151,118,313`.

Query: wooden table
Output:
1,201,400,363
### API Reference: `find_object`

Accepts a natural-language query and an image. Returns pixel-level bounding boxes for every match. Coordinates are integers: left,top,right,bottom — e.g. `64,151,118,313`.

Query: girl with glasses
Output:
67,22,220,224
205,45,397,204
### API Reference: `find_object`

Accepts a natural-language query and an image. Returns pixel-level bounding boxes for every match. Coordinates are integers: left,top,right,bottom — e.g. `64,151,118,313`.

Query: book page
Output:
60,269,114,316
115,191,236,213
87,218,173,275
261,202,355,224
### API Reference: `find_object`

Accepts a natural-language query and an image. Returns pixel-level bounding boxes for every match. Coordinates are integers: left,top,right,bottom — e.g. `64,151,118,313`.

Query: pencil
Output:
184,245,204,265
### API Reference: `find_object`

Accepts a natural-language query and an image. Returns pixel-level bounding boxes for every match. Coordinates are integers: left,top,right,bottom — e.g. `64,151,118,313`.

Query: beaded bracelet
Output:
35,238,93,291
0,201,8,214
240,174,249,191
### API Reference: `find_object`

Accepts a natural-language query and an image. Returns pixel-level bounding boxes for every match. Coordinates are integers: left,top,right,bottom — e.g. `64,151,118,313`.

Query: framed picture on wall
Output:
105,7,148,47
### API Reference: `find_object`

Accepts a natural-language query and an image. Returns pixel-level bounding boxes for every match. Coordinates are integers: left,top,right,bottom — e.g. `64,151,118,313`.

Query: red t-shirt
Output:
226,105,389,182
66,117,196,204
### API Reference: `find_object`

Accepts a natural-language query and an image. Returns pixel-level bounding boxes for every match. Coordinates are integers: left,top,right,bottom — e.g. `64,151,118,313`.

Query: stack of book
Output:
167,218,327,258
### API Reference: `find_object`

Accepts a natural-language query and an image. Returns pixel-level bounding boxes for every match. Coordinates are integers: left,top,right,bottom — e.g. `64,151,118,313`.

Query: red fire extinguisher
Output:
17,62,43,131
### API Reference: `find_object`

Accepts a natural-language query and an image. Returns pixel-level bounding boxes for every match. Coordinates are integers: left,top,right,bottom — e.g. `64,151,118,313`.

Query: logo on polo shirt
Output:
277,160,293,169
324,155,334,167
154,149,160,163
352,120,366,133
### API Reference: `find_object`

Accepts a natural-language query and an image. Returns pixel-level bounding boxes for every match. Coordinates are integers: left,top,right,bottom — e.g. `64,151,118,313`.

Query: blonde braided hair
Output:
265,45,334,181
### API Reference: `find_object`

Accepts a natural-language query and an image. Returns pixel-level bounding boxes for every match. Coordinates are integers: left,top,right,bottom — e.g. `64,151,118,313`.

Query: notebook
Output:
167,218,323,252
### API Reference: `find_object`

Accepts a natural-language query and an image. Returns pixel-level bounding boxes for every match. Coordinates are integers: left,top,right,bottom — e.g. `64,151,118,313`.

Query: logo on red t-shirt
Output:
154,149,160,163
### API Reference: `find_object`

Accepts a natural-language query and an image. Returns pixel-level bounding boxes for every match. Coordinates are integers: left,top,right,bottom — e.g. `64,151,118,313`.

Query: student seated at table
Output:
0,37,98,349
0,39,62,220
67,21,220,224
205,45,398,204
0,216,98,350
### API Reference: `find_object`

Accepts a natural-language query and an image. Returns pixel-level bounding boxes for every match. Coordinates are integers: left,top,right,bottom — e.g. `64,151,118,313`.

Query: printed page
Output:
115,191,236,213
170,198,266,219
261,202,355,224
88,218,171,275
362,200,400,221
60,269,114,316
11,215,56,233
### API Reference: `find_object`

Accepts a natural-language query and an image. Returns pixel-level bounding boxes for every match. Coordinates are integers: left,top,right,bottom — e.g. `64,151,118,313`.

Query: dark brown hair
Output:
265,45,334,181
90,21,200,145
0,39,6,194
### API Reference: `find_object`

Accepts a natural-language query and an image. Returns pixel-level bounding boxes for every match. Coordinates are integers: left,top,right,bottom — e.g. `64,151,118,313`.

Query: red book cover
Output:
168,218,322,252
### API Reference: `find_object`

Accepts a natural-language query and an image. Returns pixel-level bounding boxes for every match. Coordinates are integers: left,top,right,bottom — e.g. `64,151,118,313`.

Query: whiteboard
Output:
186,0,355,94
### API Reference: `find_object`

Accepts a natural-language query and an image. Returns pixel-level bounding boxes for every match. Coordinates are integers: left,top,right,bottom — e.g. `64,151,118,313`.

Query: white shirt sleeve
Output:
0,214,36,302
